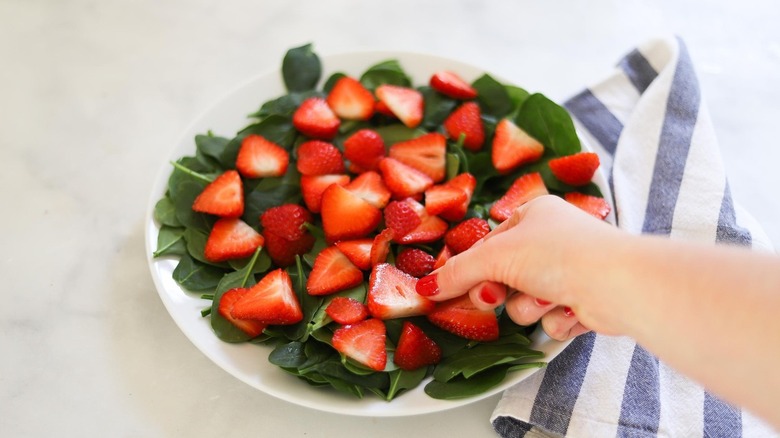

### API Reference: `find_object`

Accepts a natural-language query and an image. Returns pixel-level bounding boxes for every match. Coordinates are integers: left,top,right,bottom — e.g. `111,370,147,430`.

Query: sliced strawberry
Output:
377,157,434,199
326,76,375,121
292,97,340,140
489,172,549,223
320,184,382,242
231,269,303,325
204,218,264,262
427,294,499,342
438,172,476,222
388,132,447,183
429,71,477,100
370,228,394,267
260,204,312,241
343,129,386,171
296,140,345,176
192,170,244,218
393,321,442,371
217,288,267,337
549,152,600,186
491,118,545,174
332,318,387,371
262,229,316,267
235,134,290,179
444,102,484,151
334,238,374,271
424,184,468,217
564,192,611,220
375,84,423,128
374,99,396,118
384,199,422,238
345,170,391,209
306,246,364,296
395,248,435,278
433,245,452,270
325,296,369,325
367,263,435,319
300,174,350,213
396,198,448,244
444,217,490,254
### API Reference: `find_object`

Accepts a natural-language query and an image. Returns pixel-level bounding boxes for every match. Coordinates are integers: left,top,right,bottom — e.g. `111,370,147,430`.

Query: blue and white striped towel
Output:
490,36,778,438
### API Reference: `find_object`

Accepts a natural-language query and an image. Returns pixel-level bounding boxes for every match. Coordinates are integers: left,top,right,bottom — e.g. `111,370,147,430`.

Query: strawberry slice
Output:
320,184,382,242
345,171,391,209
424,184,468,217
429,71,477,100
374,99,396,118
433,245,452,270
384,199,422,238
296,140,345,176
306,246,365,296
326,76,375,121
444,217,491,254
489,172,549,223
564,192,611,220
370,228,394,267
395,248,435,278
444,102,484,151
292,97,340,140
325,296,369,325
204,217,264,262
262,229,315,267
396,198,448,244
388,132,447,183
260,204,312,242
377,157,434,199
217,288,267,337
230,269,303,325
235,134,290,178
343,129,386,171
491,118,544,174
549,152,600,186
438,172,476,222
393,321,442,371
367,263,435,319
375,84,423,128
427,294,499,342
334,238,374,271
332,318,387,371
300,174,350,213
192,170,244,218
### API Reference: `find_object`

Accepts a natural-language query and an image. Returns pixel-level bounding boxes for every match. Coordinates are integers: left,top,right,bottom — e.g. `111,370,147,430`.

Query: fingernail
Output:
563,306,575,317
534,298,551,306
479,285,497,305
416,274,439,297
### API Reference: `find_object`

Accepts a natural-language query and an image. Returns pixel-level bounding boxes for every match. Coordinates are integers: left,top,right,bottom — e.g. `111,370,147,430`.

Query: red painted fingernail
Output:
564,306,575,317
480,286,497,305
416,274,439,297
535,298,551,306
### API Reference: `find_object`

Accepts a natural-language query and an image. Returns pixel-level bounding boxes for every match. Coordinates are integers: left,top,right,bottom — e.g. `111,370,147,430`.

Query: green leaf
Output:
424,365,510,400
374,124,426,145
228,250,272,274
420,86,457,130
433,344,543,382
386,367,428,400
505,85,531,117
154,225,187,258
269,341,308,368
515,93,581,157
248,91,321,120
282,43,321,92
172,253,225,292
241,167,302,225
473,74,512,119
281,257,323,341
169,176,213,234
195,134,230,163
323,72,346,93
154,196,182,227
360,60,412,90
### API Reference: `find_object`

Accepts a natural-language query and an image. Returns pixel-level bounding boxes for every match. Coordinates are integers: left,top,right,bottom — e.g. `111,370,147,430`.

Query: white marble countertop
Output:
3,1,779,436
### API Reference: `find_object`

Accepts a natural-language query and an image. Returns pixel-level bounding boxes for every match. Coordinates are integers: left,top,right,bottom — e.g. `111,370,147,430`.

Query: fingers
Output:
505,293,590,341
540,307,590,341
468,281,507,311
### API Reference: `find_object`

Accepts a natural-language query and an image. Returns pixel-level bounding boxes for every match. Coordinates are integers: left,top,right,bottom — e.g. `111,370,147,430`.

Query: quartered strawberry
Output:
393,321,442,371
367,263,435,319
307,246,365,296
332,318,387,371
343,129,386,171
433,245,452,270
377,157,434,199
325,296,369,325
489,172,549,223
292,97,340,140
444,217,491,255
437,172,476,222
384,199,422,238
395,248,435,278
260,204,312,242
369,228,394,267
491,118,544,174
388,132,447,183
549,152,600,186
427,294,499,342
296,140,345,176
395,198,448,244
375,84,423,128
429,71,477,100
326,76,375,121
204,217,264,262
192,170,244,218
320,184,382,243
424,184,468,217
345,170,391,209
230,269,303,325
235,134,290,179
564,192,611,220
217,288,267,337
443,102,484,151
262,229,316,267
300,174,350,213
334,238,374,271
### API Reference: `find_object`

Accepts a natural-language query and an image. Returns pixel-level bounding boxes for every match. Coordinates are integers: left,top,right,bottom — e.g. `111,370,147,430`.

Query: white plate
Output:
145,51,605,417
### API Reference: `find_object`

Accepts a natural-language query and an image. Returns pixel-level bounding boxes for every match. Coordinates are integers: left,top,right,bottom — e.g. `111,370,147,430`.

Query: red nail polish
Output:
563,306,575,317
416,274,439,297
479,286,497,304
535,298,551,306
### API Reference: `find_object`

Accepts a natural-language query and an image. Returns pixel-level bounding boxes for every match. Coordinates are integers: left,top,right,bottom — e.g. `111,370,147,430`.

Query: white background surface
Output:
2,1,779,437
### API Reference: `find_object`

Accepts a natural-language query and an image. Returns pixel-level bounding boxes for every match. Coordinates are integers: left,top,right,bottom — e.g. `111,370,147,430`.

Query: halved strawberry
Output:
320,184,382,242
260,204,312,242
296,140,345,176
307,246,364,296
393,321,442,371
231,269,303,325
345,171,391,209
384,199,422,238
429,71,477,100
326,76,375,121
300,174,350,213
235,134,290,179
377,157,434,199
388,132,447,183
217,288,267,337
433,245,452,270
444,217,491,254
427,294,499,342
375,84,423,128
549,152,600,186
395,248,435,278
444,102,484,151
370,228,394,266
367,263,435,319
325,296,369,325
334,238,374,271
343,129,386,171
374,99,395,118
396,198,448,244
332,318,387,371
424,184,468,217
192,170,244,218
489,172,549,222
564,192,611,220
262,229,315,267
292,97,340,139
491,118,544,174
204,218,264,262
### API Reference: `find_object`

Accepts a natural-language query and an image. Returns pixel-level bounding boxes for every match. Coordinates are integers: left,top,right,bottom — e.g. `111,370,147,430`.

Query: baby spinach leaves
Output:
282,43,322,92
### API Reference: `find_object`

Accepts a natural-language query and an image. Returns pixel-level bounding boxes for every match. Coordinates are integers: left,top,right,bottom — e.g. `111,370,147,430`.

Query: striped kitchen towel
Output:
490,36,778,437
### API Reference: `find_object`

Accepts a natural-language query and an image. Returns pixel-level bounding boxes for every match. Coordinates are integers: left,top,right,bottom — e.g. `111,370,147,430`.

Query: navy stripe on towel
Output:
703,392,742,438
565,89,623,156
492,416,532,437
716,182,752,246
617,345,661,437
619,48,659,93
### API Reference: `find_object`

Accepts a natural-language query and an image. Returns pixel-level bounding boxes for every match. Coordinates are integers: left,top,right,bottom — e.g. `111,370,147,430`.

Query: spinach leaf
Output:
360,60,412,90
515,93,581,157
282,43,321,92
386,367,428,400
473,74,512,119
248,91,321,121
424,365,510,400
154,195,181,227
374,124,426,145
172,253,225,292
195,134,230,164
154,225,187,258
241,167,302,225
420,86,457,130
220,114,298,167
